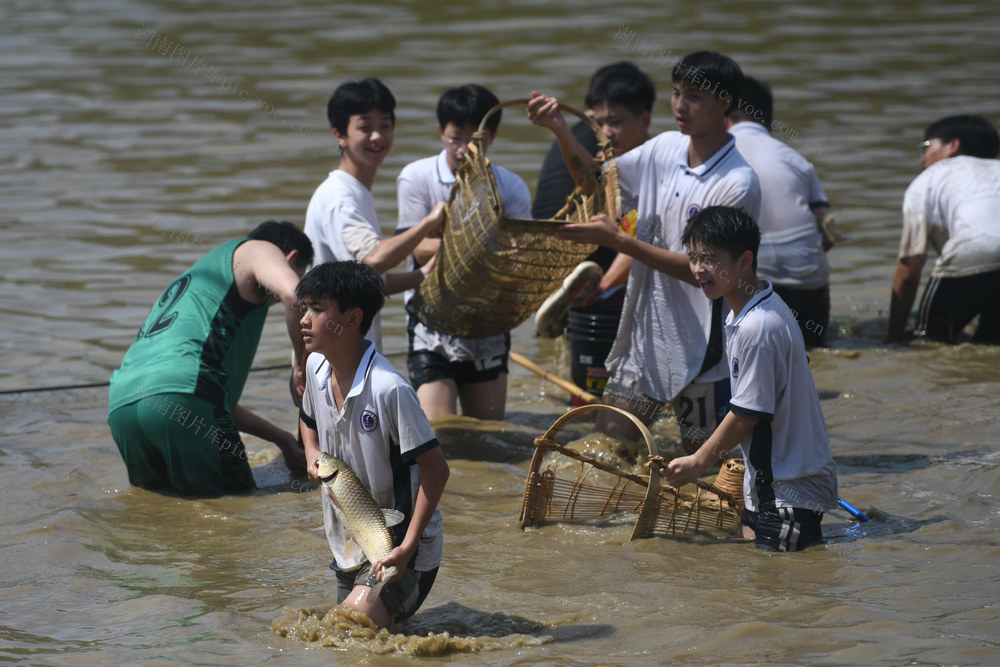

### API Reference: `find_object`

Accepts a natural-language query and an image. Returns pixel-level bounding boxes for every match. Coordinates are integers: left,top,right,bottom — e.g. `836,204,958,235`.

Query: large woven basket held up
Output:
519,405,745,541
412,98,621,339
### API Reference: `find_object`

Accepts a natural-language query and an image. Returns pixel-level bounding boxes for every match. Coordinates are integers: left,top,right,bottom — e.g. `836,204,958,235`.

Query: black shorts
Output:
916,269,1000,343
407,350,509,390
772,283,830,348
742,506,824,552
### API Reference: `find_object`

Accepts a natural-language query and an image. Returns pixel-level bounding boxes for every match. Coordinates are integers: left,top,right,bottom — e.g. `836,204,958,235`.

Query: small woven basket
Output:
519,404,745,541
412,99,621,339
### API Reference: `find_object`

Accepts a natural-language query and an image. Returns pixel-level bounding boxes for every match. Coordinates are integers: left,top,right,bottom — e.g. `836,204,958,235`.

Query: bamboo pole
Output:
509,351,601,404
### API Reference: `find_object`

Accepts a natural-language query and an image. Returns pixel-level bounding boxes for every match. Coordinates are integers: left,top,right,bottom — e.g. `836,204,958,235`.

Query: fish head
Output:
316,452,348,482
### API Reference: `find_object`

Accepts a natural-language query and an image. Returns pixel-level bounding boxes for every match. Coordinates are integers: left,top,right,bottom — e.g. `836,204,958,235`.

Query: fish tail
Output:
364,565,398,603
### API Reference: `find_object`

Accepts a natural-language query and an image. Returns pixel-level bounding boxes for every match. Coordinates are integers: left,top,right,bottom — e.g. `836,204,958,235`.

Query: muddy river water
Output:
2,0,999,664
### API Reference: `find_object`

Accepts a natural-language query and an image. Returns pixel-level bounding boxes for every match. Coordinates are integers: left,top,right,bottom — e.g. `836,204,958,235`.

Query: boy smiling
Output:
660,206,839,552
527,51,761,451
304,78,445,352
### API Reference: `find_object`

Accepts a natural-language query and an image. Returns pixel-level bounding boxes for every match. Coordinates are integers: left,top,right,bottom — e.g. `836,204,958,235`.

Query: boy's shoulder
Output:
398,153,441,182
731,286,801,349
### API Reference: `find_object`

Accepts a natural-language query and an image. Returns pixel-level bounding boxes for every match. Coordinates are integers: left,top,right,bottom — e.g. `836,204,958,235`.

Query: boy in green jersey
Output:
108,220,312,496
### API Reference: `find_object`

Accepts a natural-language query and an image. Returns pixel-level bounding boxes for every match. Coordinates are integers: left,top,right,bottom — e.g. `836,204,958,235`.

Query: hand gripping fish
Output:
316,452,405,603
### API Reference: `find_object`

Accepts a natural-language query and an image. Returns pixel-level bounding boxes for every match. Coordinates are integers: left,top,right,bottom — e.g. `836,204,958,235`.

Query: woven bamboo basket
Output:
519,404,746,541
412,98,621,339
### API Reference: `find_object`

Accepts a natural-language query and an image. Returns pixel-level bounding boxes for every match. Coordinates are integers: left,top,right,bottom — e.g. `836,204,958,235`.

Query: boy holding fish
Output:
297,260,450,628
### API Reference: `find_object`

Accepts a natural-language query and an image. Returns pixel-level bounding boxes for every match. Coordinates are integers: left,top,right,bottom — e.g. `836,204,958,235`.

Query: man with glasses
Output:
888,115,1000,343
395,84,531,420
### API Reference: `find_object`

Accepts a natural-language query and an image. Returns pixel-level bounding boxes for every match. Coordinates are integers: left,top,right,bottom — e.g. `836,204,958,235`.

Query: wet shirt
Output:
725,280,839,513
899,155,1000,278
605,131,761,402
304,170,384,351
108,238,268,414
301,344,444,572
729,121,831,289
395,148,531,362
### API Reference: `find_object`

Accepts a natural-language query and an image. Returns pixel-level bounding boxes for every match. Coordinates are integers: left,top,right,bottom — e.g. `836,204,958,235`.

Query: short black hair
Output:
248,220,314,269
924,115,1000,159
295,261,386,336
682,206,761,271
436,84,502,134
672,51,744,114
326,78,396,135
584,61,656,117
727,75,773,128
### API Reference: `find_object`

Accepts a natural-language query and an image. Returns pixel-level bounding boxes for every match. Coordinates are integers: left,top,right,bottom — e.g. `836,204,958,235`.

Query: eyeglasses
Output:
687,252,720,270
918,139,931,155
445,138,468,149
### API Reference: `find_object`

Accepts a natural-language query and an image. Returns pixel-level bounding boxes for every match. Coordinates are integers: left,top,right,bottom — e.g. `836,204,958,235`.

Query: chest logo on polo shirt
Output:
360,409,378,432
731,357,740,378
686,204,702,220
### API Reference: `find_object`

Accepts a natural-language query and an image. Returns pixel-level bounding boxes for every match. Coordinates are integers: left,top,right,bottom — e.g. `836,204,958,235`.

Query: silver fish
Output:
317,452,404,603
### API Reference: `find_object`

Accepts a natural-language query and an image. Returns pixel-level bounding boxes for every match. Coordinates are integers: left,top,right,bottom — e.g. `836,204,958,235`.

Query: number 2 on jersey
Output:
138,274,191,338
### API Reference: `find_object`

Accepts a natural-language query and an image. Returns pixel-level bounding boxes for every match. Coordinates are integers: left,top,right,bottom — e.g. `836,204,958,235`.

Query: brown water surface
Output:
2,0,999,663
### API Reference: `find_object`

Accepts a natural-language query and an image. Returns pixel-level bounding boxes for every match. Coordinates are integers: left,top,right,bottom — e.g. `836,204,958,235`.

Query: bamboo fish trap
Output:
412,99,621,339
519,405,746,541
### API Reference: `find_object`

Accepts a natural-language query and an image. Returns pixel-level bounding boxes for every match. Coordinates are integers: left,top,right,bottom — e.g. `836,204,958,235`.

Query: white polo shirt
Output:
729,122,831,289
605,131,761,403
301,344,444,572
899,155,1000,278
725,280,838,513
396,149,532,362
304,170,384,351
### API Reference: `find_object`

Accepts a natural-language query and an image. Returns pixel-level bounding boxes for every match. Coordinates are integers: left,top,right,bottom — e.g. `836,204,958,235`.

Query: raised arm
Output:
526,91,599,186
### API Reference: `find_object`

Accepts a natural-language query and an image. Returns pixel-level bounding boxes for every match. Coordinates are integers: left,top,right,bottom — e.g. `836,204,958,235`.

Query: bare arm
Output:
233,240,306,403
382,247,438,296
376,446,450,583
362,203,445,274
526,92,598,186
411,236,441,267
300,416,322,482
812,205,844,252
232,404,305,475
660,411,758,488
888,255,924,342
557,214,698,287
597,252,633,292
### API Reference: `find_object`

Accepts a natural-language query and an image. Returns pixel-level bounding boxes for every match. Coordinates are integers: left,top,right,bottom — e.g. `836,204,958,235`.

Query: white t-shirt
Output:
729,122,831,289
899,155,1000,278
303,169,384,351
606,131,761,403
301,343,444,572
725,280,839,513
396,149,532,362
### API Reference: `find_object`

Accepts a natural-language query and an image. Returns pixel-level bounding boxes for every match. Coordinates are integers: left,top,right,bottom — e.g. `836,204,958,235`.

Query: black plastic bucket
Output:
565,299,622,403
